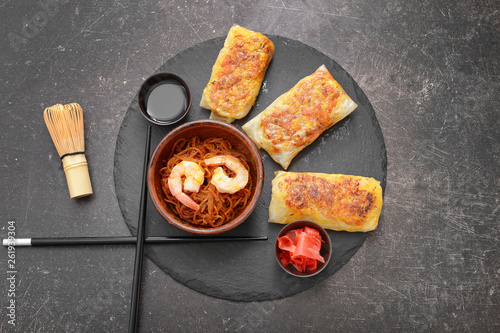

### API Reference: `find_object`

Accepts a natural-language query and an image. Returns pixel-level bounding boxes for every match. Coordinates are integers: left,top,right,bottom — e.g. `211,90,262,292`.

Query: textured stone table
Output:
1,1,498,332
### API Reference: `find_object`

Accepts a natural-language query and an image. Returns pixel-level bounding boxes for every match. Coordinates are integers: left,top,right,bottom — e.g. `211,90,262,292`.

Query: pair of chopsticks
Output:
2,126,267,333
128,126,152,332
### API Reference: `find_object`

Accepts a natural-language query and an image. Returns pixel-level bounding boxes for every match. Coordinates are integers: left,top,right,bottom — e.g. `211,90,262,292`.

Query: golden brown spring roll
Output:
269,171,383,232
243,65,357,169
200,24,275,123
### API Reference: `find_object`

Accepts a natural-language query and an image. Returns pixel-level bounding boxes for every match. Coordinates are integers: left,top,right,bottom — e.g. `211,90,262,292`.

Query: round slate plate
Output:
114,35,387,301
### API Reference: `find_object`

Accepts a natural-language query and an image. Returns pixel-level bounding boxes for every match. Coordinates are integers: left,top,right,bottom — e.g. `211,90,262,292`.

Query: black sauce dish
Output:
138,73,192,125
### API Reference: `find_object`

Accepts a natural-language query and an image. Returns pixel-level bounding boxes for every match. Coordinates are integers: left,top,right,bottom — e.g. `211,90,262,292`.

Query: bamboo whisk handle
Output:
61,154,93,198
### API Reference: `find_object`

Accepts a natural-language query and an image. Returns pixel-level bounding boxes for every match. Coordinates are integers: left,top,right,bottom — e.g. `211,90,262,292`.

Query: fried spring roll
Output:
243,65,357,169
200,24,275,123
269,171,383,232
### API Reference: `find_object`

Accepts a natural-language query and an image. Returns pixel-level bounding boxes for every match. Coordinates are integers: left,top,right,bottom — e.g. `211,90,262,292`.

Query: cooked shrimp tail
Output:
168,161,205,210
204,155,249,194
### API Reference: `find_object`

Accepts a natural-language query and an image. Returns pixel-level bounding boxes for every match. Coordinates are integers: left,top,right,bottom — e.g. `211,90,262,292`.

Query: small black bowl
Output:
275,220,332,278
138,73,191,125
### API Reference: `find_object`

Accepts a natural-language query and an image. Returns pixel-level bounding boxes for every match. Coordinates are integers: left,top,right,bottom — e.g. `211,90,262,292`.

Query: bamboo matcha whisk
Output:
43,103,93,198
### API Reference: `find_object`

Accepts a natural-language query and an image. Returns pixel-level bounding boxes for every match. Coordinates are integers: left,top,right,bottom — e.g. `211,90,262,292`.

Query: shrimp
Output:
204,155,249,194
168,161,205,210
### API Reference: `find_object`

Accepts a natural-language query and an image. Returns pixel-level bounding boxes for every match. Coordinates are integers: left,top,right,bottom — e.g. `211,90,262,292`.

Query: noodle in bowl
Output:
148,120,264,235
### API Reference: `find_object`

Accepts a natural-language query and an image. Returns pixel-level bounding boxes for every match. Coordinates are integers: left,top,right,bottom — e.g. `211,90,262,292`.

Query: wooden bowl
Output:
275,220,332,277
148,120,264,235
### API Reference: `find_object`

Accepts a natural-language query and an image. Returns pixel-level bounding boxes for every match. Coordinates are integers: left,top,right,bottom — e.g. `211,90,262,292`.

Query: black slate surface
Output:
114,36,387,301
1,1,499,331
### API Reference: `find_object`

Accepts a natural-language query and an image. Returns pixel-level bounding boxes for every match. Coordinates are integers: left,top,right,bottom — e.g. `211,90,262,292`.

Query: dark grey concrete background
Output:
1,1,498,332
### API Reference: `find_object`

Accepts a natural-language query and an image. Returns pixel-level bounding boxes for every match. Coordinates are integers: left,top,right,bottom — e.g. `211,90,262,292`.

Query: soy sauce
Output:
146,80,187,122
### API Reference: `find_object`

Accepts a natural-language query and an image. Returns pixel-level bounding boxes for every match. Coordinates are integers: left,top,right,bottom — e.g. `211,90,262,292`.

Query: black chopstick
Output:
129,126,152,333
2,236,268,247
